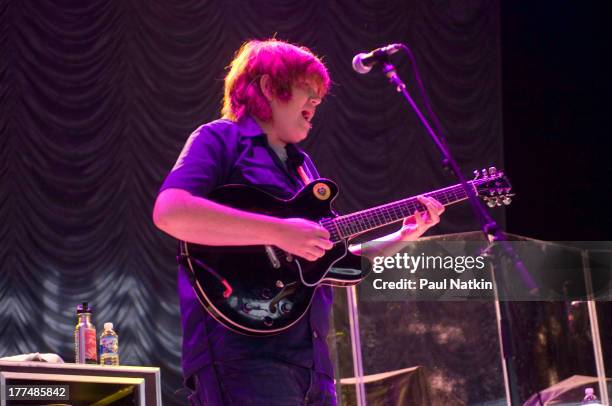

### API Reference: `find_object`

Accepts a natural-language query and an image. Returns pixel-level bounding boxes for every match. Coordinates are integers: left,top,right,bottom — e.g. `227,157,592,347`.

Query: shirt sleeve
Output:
159,123,237,197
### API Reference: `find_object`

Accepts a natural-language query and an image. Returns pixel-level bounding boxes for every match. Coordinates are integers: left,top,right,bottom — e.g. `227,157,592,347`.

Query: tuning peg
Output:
502,196,512,205
481,169,488,178
473,170,480,179
486,198,496,208
488,167,497,176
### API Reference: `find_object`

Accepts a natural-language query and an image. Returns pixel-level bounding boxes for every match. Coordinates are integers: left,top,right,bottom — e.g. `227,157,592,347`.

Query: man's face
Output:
268,81,323,144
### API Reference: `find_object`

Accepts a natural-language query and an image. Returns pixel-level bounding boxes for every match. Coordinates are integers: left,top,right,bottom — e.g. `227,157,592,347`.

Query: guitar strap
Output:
296,165,312,184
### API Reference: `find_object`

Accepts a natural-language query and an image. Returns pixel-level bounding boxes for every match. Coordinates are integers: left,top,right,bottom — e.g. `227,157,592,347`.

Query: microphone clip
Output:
352,43,403,74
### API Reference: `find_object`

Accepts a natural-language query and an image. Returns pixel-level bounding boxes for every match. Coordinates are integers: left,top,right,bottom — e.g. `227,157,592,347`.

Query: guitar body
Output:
180,179,368,336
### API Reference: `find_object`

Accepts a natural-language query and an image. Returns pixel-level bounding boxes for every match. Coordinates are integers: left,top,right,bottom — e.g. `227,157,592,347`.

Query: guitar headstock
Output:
472,167,514,207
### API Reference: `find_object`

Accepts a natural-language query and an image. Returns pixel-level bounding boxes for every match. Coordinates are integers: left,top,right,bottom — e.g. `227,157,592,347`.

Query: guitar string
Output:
273,178,505,290
330,176,510,238
332,184,473,238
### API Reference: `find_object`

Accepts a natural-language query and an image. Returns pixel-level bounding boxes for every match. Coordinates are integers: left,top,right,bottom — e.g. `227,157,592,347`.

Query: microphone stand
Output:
378,56,537,406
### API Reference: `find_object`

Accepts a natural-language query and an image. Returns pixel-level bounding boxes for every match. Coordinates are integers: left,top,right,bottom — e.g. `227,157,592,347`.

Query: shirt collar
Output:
236,115,306,162
237,115,265,138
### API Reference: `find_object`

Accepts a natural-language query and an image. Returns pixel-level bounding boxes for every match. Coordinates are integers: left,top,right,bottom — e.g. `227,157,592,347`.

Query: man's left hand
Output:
398,195,445,240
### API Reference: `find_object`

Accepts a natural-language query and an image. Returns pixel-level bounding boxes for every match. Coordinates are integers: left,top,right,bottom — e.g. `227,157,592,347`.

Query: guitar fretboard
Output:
321,181,477,242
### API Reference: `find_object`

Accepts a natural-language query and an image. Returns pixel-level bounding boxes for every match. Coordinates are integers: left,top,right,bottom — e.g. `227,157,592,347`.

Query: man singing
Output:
153,39,444,405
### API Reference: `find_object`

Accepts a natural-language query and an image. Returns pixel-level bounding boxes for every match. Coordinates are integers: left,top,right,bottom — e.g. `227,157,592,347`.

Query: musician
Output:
153,39,444,405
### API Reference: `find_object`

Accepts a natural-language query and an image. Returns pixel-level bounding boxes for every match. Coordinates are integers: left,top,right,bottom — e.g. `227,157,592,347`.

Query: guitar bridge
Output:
269,282,298,313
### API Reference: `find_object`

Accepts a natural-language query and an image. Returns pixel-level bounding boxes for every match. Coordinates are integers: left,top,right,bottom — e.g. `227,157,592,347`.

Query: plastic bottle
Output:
581,387,602,405
74,302,97,364
99,322,119,366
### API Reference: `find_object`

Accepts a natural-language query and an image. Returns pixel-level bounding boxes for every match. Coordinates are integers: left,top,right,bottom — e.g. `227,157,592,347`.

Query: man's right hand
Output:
273,218,333,261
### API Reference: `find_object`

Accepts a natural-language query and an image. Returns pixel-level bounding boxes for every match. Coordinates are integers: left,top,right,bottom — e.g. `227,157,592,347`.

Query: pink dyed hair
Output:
222,39,330,122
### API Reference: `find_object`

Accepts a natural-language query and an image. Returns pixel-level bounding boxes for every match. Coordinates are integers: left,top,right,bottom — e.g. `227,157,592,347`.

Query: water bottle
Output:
99,322,119,366
74,302,97,364
581,387,603,405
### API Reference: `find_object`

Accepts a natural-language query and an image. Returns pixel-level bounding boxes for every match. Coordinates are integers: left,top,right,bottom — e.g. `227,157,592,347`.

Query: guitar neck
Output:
328,181,477,240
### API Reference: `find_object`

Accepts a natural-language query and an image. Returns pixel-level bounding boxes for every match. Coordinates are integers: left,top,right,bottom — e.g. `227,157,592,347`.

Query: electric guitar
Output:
179,167,512,336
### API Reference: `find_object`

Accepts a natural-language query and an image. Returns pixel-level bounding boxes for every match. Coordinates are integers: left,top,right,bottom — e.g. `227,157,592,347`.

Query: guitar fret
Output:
321,218,343,243
333,180,477,238
273,179,472,255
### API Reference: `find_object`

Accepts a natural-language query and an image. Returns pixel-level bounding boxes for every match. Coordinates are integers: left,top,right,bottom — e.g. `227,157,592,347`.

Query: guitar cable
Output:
295,258,328,287
178,252,234,299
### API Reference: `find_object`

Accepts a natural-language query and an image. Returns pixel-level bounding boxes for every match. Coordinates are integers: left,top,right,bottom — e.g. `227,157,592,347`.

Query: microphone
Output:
352,44,403,74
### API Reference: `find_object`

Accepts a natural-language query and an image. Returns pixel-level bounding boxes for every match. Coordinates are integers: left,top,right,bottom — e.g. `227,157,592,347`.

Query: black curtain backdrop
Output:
501,1,612,402
1,1,508,404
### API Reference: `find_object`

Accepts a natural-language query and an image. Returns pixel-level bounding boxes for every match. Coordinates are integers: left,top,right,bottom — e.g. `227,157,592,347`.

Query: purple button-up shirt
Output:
160,116,334,380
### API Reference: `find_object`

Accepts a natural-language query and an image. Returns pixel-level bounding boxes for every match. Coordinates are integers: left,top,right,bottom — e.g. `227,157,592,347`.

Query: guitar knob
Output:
241,302,253,313
263,317,273,327
280,302,293,314
276,280,285,288
261,288,272,300
286,254,293,262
